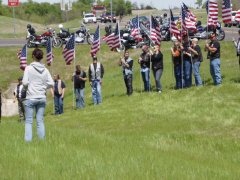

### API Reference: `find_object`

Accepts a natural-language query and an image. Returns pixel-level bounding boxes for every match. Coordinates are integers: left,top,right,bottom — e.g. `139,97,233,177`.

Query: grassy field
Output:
0,39,240,179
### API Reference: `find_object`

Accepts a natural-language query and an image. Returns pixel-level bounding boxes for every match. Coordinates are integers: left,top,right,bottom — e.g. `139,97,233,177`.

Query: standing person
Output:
181,35,192,88
188,38,203,86
88,56,104,105
119,51,134,96
72,65,87,109
138,45,151,92
205,32,222,86
22,48,54,142
51,75,66,115
233,29,240,67
150,45,164,93
171,40,182,89
13,76,26,122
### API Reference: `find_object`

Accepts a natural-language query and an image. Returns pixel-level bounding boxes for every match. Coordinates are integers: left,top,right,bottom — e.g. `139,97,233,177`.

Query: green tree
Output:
195,0,203,8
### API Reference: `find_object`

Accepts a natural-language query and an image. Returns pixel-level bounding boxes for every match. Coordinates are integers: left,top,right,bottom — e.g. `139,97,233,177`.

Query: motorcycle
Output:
57,25,94,45
160,22,171,41
189,21,225,41
27,28,62,48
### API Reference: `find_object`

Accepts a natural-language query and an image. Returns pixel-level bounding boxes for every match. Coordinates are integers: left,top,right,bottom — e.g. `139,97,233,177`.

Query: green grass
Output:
0,41,240,179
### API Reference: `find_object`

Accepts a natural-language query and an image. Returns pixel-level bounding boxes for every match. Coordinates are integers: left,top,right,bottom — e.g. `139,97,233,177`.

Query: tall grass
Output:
0,41,240,179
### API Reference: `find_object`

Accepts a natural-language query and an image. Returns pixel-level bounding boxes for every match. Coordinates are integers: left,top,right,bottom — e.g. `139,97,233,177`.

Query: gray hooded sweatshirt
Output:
22,62,54,99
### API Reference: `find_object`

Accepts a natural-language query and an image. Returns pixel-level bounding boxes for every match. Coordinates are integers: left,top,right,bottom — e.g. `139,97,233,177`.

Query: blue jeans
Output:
92,80,102,105
24,98,46,142
193,61,203,86
184,60,192,88
174,64,183,89
153,68,163,91
75,88,85,108
141,68,150,91
210,58,222,85
54,95,63,114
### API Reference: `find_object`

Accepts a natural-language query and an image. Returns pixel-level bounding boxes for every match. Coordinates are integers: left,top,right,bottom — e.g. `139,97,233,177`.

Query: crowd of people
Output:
10,28,240,142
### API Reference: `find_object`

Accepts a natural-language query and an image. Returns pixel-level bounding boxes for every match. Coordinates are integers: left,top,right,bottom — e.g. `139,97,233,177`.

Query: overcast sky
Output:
2,0,197,9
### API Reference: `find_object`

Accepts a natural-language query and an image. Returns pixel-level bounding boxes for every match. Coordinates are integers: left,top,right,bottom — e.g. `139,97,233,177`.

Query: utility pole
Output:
60,0,72,22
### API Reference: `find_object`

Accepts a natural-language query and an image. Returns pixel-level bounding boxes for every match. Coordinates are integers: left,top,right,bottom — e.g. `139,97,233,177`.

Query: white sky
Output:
2,0,197,9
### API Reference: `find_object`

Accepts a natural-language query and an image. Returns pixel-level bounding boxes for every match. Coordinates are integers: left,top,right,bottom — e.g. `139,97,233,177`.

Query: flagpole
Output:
137,12,143,93
169,8,175,90
180,8,184,89
73,35,76,110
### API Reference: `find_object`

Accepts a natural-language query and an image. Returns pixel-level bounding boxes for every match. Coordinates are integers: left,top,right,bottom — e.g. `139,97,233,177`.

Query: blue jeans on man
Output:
153,68,163,91
193,61,203,86
75,88,85,108
54,95,63,114
174,64,183,89
141,68,150,91
184,60,192,88
24,98,46,142
92,80,102,105
210,58,222,85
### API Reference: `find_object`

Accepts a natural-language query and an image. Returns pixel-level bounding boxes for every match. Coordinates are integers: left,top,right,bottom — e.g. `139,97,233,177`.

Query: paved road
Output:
0,27,238,47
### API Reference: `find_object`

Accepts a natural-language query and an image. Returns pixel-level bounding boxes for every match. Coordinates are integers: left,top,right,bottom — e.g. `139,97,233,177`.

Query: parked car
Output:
101,12,117,23
83,13,97,24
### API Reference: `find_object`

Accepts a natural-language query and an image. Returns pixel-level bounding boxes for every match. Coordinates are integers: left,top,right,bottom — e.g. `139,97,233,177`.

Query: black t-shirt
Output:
139,52,150,68
182,41,191,61
192,45,202,63
151,52,163,70
74,71,86,89
208,40,220,60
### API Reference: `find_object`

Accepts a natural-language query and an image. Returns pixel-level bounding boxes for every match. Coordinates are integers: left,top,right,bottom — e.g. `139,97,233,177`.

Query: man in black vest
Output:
88,56,104,105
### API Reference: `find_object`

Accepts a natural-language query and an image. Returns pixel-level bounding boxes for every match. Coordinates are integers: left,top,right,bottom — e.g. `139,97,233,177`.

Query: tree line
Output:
0,0,133,24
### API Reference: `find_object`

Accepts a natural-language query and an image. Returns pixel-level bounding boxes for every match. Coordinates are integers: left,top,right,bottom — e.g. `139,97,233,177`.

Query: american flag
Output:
182,3,197,22
46,38,54,66
236,10,240,22
169,9,180,37
208,0,218,25
90,25,100,56
181,5,196,31
131,16,140,38
104,23,120,50
17,44,27,71
63,35,75,65
222,0,232,23
150,15,161,46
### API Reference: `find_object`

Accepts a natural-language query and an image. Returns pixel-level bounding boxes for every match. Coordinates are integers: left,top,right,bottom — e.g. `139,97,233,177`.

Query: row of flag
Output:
17,2,240,70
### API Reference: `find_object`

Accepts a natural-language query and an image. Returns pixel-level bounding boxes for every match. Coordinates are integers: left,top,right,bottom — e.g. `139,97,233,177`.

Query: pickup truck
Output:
83,13,97,24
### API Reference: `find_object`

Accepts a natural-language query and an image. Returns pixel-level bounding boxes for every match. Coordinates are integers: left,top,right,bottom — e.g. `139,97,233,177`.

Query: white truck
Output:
83,13,97,24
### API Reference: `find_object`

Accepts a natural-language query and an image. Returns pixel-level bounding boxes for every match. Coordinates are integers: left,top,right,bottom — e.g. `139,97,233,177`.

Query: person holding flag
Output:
150,45,163,93
138,45,151,92
119,51,134,96
205,32,222,86
233,29,240,67
88,56,104,105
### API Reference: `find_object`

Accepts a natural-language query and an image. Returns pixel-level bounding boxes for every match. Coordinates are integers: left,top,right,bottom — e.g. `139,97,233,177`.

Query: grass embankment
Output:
0,41,240,179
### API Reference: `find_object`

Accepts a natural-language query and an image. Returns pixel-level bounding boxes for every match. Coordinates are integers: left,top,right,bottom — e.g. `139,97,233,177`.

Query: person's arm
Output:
205,42,218,53
22,67,29,88
188,46,198,56
88,66,92,82
101,64,104,78
50,88,54,97
61,81,66,98
80,72,87,81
